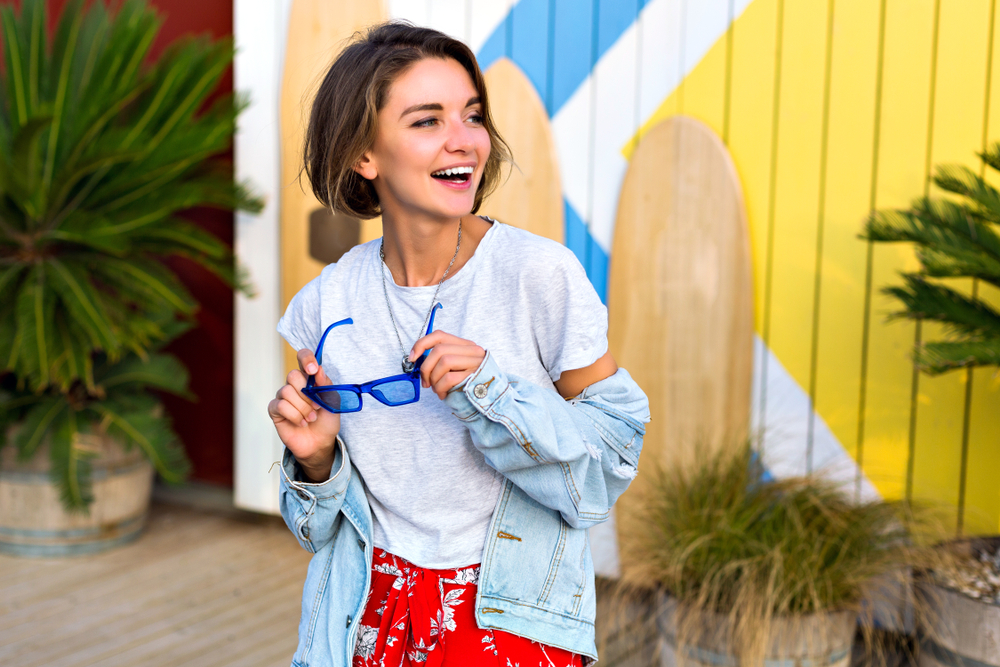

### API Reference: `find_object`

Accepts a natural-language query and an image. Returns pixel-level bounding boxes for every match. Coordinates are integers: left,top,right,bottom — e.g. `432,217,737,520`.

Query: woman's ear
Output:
354,153,377,181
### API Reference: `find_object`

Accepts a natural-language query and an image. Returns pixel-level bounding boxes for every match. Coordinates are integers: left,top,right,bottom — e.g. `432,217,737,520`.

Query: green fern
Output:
863,143,1000,375
0,0,262,393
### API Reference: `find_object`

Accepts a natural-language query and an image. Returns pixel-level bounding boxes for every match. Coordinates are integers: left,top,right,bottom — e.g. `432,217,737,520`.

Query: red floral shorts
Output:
352,550,583,667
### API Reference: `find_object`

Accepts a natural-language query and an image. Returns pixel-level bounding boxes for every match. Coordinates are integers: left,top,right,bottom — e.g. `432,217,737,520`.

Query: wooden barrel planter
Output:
658,595,855,667
917,537,1000,667
0,433,154,557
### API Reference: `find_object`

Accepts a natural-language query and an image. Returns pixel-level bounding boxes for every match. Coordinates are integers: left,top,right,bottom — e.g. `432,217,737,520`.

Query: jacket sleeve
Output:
277,436,351,552
443,351,650,529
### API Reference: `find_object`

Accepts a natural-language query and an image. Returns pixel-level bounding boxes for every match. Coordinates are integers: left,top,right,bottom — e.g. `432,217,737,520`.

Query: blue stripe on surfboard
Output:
477,0,651,117
564,199,608,304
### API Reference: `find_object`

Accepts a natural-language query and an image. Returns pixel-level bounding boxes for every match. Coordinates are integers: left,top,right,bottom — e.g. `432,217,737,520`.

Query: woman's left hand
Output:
409,331,486,399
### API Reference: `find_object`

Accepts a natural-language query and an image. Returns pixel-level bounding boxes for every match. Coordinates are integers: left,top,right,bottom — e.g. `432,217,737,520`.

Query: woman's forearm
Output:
443,352,650,528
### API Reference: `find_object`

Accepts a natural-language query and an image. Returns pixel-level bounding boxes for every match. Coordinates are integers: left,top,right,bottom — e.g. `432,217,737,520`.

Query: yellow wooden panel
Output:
967,284,1000,535
929,0,991,185
812,0,883,466
856,0,935,504
672,35,728,144
479,58,564,244
280,0,387,373
725,0,780,332
623,0,1000,528
987,0,1000,181
979,4,1000,535
765,0,829,403
909,0,993,524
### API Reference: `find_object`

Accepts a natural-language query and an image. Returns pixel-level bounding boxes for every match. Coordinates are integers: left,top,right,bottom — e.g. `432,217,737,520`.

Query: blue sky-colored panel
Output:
551,0,594,115
565,199,609,303
478,0,655,117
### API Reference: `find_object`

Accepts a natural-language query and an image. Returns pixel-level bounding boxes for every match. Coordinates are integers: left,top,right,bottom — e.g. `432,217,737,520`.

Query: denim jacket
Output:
278,351,650,666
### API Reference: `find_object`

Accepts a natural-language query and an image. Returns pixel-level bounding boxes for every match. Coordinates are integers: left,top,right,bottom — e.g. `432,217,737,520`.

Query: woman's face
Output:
357,57,491,225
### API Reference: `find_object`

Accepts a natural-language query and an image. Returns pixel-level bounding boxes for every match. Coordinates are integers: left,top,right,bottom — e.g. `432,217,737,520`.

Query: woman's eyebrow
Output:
400,103,442,119
399,97,482,119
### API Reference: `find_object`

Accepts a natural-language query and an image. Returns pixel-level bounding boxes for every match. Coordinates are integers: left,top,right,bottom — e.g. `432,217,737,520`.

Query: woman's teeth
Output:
431,166,473,182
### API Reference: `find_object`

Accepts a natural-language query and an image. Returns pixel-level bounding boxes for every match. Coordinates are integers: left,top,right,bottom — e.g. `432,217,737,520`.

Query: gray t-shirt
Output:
277,221,608,568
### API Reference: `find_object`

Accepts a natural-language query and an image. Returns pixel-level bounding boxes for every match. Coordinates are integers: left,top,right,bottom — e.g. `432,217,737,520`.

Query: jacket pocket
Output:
481,484,593,619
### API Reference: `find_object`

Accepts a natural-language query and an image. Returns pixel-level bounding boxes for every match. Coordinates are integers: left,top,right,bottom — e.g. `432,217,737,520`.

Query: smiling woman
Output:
353,58,492,240
266,21,649,667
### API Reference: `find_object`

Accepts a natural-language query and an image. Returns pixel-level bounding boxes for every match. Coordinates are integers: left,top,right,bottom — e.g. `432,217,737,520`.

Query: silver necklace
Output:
379,221,462,373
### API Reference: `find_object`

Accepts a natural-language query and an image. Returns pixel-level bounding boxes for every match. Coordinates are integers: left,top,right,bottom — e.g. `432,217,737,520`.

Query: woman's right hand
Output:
267,349,341,482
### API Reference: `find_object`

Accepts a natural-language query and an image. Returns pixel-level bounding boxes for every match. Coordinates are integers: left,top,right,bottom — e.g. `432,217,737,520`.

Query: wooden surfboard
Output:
479,58,564,244
609,116,754,534
280,0,386,371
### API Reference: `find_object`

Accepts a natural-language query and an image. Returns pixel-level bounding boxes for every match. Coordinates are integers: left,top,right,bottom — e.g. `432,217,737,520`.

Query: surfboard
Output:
479,57,564,244
609,114,754,488
280,0,386,371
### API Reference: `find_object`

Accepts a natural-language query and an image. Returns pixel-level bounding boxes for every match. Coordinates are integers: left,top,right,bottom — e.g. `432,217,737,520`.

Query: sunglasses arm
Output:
308,317,354,388
411,303,444,373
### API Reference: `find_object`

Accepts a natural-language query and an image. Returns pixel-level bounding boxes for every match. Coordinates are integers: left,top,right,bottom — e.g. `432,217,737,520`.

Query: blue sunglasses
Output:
303,303,442,414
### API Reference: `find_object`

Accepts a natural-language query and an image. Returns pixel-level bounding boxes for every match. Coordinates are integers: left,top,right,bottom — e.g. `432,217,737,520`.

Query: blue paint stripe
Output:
564,199,608,304
511,0,551,105
478,0,652,117
551,0,594,116
564,198,589,268
597,0,643,59
588,239,609,304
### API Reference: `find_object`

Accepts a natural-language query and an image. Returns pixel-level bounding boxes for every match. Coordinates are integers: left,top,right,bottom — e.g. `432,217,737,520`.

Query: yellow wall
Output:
633,0,1000,535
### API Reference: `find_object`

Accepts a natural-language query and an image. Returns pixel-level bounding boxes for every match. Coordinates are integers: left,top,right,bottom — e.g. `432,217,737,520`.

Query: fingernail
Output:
307,363,318,374
408,350,415,361
308,411,317,422
300,419,308,428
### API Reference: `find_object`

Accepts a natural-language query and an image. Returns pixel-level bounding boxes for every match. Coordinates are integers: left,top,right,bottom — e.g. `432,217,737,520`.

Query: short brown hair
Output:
303,22,512,219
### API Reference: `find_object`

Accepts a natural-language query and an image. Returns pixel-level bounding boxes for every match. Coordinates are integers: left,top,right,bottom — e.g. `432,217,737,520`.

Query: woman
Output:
268,22,649,667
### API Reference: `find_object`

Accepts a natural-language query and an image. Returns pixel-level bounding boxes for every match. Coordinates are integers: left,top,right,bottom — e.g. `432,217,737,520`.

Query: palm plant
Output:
863,145,1000,373
0,325,194,510
0,0,262,510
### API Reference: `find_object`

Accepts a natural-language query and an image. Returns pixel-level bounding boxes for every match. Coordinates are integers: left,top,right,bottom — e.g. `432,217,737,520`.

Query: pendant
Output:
402,356,415,374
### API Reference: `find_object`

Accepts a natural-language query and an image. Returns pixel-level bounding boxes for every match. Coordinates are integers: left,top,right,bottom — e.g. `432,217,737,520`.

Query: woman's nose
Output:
444,120,475,152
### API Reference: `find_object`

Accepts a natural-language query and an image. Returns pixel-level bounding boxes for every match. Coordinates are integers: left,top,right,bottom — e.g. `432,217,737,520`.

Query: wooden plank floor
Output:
0,500,310,667
1,497,914,667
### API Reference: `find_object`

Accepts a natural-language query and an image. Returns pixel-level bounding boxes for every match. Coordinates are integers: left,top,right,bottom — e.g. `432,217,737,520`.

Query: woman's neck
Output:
380,213,492,287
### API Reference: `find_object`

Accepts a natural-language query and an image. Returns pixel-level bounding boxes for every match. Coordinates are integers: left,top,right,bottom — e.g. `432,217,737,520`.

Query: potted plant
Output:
863,145,1000,666
618,442,915,666
914,537,1000,667
0,0,261,555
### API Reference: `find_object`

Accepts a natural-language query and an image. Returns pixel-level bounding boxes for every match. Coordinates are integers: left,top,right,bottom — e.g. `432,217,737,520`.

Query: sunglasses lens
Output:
371,379,417,406
314,389,360,413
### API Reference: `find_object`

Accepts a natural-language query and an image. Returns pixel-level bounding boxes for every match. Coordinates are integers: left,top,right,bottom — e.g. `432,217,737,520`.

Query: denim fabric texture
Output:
278,352,650,666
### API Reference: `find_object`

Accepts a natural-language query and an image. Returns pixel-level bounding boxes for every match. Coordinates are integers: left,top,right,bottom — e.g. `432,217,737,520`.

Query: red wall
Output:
45,0,237,486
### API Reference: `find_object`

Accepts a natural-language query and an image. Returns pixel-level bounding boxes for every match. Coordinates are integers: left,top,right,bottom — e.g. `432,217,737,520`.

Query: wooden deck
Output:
0,493,910,667
0,497,310,667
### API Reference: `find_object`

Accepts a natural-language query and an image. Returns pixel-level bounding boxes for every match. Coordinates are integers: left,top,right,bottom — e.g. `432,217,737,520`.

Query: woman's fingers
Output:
287,361,328,410
268,395,312,428
269,350,341,478
276,382,318,424
412,330,486,398
413,332,486,398
297,348,320,375
423,346,482,388
409,330,469,360
429,370,477,399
